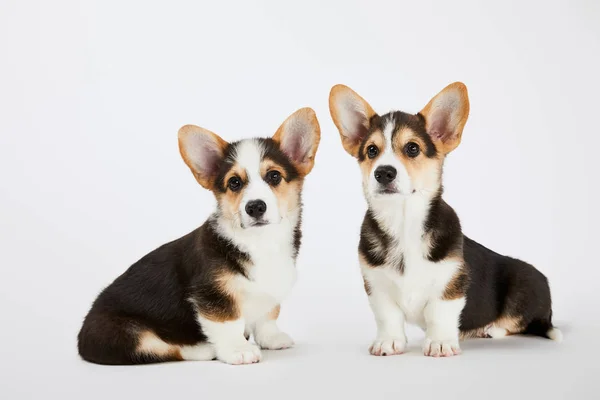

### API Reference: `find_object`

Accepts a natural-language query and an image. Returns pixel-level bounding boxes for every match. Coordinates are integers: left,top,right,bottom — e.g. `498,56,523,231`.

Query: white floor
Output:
2,287,595,400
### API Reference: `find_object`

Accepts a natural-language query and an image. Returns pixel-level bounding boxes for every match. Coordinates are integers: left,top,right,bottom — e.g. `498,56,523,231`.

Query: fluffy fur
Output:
77,108,321,365
329,83,560,357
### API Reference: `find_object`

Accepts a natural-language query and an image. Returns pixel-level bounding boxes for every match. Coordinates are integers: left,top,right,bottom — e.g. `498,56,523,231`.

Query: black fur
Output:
359,210,390,267
460,235,554,336
423,192,463,262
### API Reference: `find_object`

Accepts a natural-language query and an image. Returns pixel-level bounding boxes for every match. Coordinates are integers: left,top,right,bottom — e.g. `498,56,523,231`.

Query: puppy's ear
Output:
419,82,470,154
272,107,321,176
178,125,228,189
329,85,377,158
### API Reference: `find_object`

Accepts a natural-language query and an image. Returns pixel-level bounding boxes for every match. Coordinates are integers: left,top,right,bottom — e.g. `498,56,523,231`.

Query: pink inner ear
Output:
429,110,451,142
188,134,222,178
287,133,307,163
200,147,221,177
282,120,312,164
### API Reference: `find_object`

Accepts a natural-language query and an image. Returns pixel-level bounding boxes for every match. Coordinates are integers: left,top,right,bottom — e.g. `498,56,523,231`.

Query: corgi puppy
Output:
77,108,321,365
329,83,560,357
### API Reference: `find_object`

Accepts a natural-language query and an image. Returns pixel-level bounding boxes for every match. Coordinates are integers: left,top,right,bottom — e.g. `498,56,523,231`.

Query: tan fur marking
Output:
258,156,306,220
136,331,183,361
459,316,524,340
329,85,377,158
493,316,524,334
442,264,468,300
392,127,444,195
260,159,284,178
197,271,241,322
215,165,247,225
358,130,385,194
460,327,487,340
268,305,281,320
223,165,248,189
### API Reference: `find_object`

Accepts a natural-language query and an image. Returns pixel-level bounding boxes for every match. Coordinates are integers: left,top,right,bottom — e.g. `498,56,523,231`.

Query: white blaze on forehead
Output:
232,139,264,176
232,139,281,226
382,116,395,150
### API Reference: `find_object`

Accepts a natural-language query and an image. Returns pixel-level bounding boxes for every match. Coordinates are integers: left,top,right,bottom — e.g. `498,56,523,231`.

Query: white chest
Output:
363,198,461,327
230,227,298,323
365,254,460,328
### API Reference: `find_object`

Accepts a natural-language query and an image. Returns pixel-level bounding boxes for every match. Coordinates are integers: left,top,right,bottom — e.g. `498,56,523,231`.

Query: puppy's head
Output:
178,108,320,229
329,83,469,200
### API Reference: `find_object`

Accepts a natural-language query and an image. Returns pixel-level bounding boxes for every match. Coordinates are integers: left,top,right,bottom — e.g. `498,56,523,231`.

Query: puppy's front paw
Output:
422,338,461,357
216,342,262,365
369,338,406,356
255,331,294,350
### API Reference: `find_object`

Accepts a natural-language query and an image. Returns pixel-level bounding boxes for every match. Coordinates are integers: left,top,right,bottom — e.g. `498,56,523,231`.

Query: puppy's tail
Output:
524,315,563,343
546,327,563,342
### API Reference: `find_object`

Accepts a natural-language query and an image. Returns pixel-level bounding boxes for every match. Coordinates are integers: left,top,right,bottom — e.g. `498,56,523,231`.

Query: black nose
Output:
374,165,397,185
245,200,267,219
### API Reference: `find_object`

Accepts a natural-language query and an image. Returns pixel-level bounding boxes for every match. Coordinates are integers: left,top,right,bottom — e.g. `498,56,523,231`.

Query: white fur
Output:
180,343,216,361
485,326,508,339
254,317,295,350
196,317,261,365
547,328,563,342
367,289,407,355
362,142,465,357
422,297,464,356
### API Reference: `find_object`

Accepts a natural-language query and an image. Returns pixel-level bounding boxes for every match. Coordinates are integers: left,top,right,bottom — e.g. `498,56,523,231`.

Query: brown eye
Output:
367,145,379,159
228,177,242,192
265,170,282,186
404,142,420,158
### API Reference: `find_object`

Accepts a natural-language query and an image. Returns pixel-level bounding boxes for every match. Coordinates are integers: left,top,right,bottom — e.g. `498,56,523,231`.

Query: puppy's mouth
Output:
377,187,400,195
240,220,270,229
375,185,416,196
249,220,269,227
375,183,401,195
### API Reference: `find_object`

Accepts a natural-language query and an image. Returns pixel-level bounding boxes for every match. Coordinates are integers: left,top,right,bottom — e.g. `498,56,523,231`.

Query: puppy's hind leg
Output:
78,312,183,365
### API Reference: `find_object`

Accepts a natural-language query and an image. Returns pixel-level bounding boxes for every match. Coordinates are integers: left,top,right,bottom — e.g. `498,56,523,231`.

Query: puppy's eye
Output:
367,145,379,159
404,142,420,158
227,177,243,192
265,170,282,186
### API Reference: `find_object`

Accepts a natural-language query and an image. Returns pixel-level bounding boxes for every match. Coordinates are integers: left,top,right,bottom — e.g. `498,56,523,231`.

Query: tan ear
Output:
178,124,228,189
272,107,321,176
420,82,470,154
329,84,377,158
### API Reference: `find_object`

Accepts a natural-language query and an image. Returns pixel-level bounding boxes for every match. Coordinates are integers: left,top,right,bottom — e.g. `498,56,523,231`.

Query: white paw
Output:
369,338,406,356
216,342,262,365
423,338,461,357
255,331,294,350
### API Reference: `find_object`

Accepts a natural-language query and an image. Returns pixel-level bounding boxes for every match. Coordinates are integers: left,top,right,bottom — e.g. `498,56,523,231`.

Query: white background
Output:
1,0,599,399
